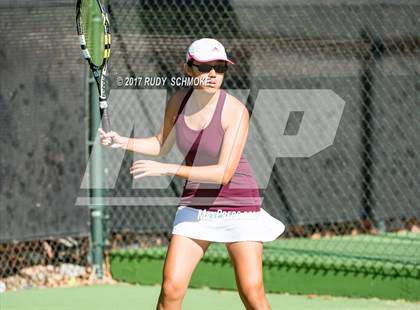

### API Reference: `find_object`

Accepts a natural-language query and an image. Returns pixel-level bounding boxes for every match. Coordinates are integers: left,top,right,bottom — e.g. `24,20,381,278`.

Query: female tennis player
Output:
99,38,285,310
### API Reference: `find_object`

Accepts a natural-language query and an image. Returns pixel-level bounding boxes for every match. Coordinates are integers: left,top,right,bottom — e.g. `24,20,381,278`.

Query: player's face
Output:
187,60,227,93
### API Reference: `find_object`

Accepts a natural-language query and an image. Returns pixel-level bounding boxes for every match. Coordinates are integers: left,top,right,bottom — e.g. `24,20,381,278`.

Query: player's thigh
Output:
225,241,264,291
162,235,211,288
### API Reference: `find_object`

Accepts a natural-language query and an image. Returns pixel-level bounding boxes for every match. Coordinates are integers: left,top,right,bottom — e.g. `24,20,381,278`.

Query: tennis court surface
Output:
1,284,419,310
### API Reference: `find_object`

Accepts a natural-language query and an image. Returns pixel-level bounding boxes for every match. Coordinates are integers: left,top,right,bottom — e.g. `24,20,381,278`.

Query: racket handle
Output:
102,109,111,133
100,99,111,132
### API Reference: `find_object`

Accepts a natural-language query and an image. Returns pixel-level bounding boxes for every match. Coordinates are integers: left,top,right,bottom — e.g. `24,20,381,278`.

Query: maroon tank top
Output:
175,88,261,212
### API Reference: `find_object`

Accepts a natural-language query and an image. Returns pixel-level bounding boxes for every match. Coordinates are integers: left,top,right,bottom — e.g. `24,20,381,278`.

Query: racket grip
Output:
101,107,111,133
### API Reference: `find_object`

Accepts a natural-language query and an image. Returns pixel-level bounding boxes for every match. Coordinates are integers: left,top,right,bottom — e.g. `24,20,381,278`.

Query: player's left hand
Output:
130,160,171,179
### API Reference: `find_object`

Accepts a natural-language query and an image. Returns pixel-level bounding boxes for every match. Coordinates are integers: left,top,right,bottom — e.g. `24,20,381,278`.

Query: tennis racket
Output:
76,0,111,132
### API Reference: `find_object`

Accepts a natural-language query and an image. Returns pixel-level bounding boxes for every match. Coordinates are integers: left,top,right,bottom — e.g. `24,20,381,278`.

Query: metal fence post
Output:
88,5,106,279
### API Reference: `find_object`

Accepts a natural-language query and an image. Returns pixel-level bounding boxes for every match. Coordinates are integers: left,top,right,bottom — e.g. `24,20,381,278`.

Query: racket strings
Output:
79,0,106,66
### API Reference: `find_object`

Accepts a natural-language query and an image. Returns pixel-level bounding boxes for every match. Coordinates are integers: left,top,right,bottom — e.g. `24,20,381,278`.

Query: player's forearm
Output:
122,136,162,156
166,164,228,185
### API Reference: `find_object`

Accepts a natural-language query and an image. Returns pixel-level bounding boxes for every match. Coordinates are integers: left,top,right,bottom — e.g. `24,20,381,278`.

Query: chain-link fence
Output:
103,0,419,245
0,0,94,290
0,0,419,291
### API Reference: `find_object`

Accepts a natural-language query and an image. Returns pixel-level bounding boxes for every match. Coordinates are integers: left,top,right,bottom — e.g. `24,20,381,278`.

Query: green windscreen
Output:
81,0,105,66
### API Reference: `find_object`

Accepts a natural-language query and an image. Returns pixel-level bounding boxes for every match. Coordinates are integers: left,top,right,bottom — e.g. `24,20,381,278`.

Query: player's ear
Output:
183,62,193,77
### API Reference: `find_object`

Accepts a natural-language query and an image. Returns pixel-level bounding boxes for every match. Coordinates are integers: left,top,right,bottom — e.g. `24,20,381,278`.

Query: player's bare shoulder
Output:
221,92,249,131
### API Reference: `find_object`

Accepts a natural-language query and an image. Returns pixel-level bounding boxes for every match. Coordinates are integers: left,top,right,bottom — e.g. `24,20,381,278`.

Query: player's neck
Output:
190,89,219,109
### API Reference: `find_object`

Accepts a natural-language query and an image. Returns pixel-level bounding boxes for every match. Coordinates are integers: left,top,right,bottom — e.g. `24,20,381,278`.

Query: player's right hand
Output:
98,128,127,149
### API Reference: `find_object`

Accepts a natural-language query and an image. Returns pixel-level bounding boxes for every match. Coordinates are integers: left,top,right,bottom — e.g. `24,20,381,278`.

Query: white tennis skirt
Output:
171,206,286,243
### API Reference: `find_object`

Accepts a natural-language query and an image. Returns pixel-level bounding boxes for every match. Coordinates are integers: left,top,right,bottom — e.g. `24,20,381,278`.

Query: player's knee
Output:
240,281,265,305
161,278,186,301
